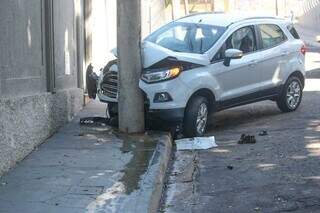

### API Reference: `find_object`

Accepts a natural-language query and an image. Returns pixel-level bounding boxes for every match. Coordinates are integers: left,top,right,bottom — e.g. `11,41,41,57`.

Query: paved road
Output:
162,52,320,213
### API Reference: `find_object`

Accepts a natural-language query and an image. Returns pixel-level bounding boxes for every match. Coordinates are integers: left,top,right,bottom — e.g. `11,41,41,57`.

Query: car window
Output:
211,26,257,63
258,24,287,49
287,25,300,39
226,26,257,54
154,25,190,53
146,22,226,54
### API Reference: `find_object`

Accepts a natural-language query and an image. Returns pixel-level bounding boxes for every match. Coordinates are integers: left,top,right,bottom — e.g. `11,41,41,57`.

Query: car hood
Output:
111,41,211,68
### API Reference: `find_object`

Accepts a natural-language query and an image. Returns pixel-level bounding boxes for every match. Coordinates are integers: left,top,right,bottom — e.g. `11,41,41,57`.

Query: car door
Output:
256,24,288,91
210,25,262,102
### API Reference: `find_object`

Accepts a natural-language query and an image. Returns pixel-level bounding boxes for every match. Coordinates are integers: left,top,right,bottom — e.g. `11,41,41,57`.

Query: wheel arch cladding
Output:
289,71,305,88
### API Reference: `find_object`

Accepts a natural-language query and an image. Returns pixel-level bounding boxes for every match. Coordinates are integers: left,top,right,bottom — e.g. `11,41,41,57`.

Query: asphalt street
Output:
162,49,320,213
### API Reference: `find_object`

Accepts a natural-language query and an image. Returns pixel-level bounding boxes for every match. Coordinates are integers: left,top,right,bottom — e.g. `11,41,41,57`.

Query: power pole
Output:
172,0,180,20
184,0,189,15
117,0,145,133
211,0,215,12
275,0,279,16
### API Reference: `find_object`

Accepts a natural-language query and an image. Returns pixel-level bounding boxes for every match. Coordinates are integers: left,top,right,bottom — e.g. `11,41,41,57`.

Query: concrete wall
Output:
0,0,84,176
87,0,171,73
142,0,172,37
299,0,320,31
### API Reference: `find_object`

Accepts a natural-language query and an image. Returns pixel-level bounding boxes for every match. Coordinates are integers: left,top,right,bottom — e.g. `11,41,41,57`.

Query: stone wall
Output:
0,0,84,176
0,89,83,176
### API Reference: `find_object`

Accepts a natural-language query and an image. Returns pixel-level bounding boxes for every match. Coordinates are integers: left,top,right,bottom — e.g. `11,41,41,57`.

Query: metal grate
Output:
101,71,118,99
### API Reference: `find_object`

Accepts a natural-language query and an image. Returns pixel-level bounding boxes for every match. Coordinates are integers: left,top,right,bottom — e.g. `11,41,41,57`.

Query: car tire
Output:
106,103,118,118
277,76,303,112
183,96,209,138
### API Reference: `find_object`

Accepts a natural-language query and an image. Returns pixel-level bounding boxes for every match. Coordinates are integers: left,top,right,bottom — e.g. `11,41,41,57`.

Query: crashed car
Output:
88,13,306,137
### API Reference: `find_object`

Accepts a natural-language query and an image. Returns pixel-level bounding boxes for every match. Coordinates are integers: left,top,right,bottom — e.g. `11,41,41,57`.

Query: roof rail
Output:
227,16,283,27
176,11,224,21
242,16,279,20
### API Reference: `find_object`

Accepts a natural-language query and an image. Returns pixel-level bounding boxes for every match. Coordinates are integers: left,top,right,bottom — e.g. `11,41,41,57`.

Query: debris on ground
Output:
175,136,217,150
238,134,256,144
79,116,118,127
80,117,109,126
227,165,234,170
258,130,268,136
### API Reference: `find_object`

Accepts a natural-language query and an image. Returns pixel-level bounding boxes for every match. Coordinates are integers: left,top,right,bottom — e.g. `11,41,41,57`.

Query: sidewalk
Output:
0,100,172,213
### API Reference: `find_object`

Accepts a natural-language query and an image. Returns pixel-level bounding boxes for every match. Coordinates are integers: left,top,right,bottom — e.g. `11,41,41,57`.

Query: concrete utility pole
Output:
184,0,189,15
117,0,145,133
172,0,180,20
275,0,279,16
211,0,215,12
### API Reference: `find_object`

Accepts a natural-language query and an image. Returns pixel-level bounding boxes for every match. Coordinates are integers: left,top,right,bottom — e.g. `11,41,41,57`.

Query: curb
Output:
121,132,173,213
147,132,173,213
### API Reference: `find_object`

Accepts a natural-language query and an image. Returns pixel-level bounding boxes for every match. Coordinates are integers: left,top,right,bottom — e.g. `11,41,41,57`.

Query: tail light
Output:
300,44,307,56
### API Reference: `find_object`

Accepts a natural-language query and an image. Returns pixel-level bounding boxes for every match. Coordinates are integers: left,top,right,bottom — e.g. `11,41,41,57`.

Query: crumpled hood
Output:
111,41,211,68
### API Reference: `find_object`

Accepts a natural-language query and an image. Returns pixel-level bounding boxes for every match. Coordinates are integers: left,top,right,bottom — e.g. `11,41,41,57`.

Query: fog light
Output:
154,92,172,103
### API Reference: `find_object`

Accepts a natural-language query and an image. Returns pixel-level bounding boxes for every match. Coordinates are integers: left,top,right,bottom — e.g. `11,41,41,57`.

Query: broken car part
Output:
238,134,256,144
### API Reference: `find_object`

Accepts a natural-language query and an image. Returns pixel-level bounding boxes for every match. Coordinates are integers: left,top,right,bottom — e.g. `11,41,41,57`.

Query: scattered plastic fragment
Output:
258,130,268,136
227,165,234,170
80,117,109,126
238,134,256,144
175,136,217,150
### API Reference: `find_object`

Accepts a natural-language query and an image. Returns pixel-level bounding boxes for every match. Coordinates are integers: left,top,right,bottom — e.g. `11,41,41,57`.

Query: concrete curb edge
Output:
148,133,173,213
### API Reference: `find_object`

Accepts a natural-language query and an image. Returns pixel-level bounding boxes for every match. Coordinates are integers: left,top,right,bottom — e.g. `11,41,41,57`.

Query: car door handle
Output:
249,60,258,68
281,51,289,56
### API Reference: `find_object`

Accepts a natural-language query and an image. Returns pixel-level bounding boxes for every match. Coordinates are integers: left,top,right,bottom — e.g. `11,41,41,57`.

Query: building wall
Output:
0,0,84,176
87,0,171,73
299,0,320,31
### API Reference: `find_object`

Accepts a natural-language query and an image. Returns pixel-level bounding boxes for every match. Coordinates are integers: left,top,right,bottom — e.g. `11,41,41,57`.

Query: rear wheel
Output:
183,96,209,138
277,76,303,112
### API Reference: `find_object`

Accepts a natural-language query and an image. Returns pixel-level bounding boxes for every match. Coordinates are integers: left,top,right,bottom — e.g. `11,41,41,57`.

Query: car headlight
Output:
141,67,181,83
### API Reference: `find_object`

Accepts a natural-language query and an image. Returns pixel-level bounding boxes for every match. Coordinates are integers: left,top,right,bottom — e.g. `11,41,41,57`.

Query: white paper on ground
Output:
175,136,217,150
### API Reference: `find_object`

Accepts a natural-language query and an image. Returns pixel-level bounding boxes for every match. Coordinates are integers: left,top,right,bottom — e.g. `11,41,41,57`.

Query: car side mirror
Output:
223,49,243,66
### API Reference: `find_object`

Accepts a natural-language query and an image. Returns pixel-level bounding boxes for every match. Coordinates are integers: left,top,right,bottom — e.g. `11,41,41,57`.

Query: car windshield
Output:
146,22,226,54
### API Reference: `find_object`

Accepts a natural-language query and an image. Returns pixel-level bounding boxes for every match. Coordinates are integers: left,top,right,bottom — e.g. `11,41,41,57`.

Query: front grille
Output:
101,71,118,99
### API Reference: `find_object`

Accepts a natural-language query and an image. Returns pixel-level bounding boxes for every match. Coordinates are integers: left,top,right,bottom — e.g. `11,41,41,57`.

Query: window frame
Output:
211,25,259,63
256,24,288,51
287,24,300,39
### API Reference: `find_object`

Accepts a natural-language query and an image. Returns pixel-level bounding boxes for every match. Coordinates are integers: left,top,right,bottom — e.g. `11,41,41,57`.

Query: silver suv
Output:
89,13,306,137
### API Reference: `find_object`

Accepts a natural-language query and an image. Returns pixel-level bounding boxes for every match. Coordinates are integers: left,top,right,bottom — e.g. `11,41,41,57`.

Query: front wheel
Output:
277,76,303,112
183,96,209,138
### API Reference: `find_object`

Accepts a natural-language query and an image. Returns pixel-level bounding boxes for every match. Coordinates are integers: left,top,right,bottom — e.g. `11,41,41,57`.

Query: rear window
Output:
258,24,287,49
287,25,300,39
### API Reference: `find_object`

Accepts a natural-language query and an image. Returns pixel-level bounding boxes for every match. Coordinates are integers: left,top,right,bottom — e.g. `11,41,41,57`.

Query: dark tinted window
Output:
258,24,287,49
287,25,300,39
226,26,257,54
211,26,256,62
